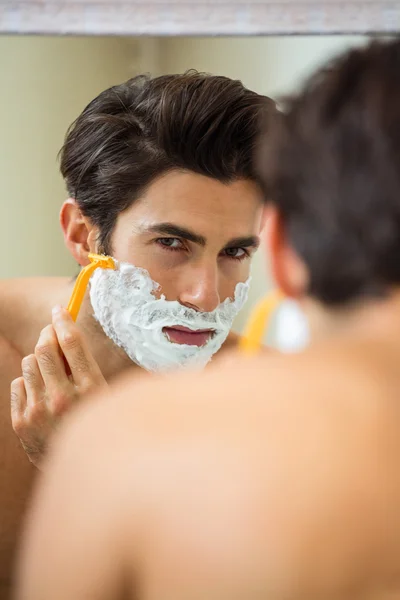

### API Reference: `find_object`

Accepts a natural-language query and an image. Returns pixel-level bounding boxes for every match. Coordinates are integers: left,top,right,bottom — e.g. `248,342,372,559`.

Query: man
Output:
16,40,400,599
0,73,274,595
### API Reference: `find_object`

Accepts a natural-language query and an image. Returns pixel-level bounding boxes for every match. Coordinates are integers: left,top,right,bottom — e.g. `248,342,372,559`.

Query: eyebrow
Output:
143,222,207,246
223,236,260,250
143,222,260,250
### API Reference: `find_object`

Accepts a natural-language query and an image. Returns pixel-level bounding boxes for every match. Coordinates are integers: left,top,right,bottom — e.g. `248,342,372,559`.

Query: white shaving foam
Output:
89,261,250,372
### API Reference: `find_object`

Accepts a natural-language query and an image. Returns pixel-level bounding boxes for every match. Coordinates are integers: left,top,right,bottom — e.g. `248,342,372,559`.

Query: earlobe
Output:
60,199,95,267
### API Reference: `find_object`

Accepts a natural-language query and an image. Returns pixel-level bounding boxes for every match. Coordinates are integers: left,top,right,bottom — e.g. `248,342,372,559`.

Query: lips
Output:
163,326,214,347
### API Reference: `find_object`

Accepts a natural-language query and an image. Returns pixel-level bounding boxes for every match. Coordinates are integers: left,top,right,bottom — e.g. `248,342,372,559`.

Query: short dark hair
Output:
60,71,276,254
258,40,400,306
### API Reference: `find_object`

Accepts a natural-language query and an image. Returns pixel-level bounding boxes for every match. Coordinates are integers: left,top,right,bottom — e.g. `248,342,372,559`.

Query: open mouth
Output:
163,326,215,347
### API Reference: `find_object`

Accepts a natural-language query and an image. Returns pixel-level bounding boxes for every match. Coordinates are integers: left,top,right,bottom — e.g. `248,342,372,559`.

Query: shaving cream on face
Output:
89,261,250,372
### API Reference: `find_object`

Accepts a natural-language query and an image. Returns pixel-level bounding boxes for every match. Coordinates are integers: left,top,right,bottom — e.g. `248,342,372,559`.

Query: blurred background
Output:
0,34,367,334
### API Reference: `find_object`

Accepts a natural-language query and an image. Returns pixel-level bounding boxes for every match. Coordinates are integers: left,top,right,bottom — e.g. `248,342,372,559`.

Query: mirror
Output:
1,7,398,593
1,1,396,36
0,1,395,351
0,33,372,348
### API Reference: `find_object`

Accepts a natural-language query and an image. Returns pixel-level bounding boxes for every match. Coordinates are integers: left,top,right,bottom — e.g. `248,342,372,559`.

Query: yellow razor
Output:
67,253,116,322
239,289,283,355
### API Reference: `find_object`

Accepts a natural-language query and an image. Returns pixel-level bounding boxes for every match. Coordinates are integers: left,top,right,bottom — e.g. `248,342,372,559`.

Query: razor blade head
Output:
88,253,116,270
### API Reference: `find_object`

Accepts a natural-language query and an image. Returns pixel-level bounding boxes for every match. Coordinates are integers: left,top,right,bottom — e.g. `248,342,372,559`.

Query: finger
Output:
10,377,28,436
11,376,27,417
52,306,104,388
21,354,45,410
35,325,70,391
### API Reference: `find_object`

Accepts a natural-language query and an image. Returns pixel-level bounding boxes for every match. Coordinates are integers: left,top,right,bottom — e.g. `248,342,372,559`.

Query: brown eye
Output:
224,247,247,259
157,238,182,249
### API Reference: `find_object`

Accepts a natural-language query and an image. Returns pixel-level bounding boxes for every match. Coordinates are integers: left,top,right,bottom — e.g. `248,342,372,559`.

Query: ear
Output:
60,199,98,267
264,207,309,299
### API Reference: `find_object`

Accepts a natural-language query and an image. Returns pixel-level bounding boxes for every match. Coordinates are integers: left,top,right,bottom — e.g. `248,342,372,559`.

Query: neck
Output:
303,289,400,346
76,293,137,381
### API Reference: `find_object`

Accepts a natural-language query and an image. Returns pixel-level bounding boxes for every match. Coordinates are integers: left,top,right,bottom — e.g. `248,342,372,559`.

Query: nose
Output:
178,265,220,313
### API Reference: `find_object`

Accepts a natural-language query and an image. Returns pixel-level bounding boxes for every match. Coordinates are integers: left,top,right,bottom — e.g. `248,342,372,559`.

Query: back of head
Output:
259,40,400,306
60,72,275,253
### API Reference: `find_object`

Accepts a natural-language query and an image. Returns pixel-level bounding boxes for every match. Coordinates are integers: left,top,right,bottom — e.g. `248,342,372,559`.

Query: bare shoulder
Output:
0,277,71,356
22,345,400,598
47,335,392,442
67,339,399,457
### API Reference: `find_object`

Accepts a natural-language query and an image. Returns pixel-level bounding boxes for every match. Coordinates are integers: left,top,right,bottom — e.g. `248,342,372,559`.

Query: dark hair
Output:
60,71,276,254
258,40,400,306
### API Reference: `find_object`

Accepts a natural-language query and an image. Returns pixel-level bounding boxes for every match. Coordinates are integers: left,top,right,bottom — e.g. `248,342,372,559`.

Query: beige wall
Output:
0,35,137,279
158,35,367,331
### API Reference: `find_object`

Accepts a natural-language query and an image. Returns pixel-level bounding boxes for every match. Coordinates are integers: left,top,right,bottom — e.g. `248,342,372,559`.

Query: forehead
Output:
127,170,263,237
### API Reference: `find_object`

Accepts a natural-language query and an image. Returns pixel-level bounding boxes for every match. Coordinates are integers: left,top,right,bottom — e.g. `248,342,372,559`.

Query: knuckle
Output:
12,414,27,436
35,345,56,374
35,326,54,351
11,375,23,393
41,325,53,338
51,390,70,416
78,379,93,395
28,402,46,424
60,328,93,374
61,331,80,350
10,377,25,412
21,356,37,383
71,350,90,374
80,374,106,394
35,339,50,355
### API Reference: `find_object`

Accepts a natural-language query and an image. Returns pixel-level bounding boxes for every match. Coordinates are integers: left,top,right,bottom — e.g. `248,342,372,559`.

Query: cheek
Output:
219,260,252,301
114,248,183,301
153,274,180,301
222,255,252,278
109,238,183,302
